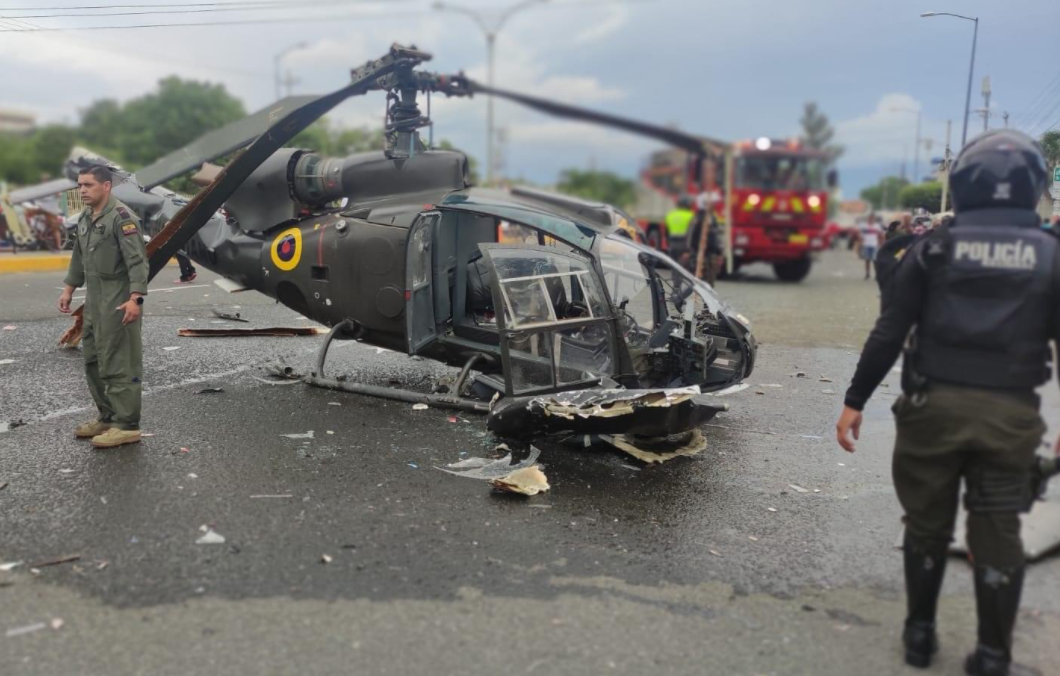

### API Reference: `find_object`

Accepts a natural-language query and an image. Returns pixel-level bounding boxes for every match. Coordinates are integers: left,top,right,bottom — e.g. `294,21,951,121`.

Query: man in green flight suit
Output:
59,165,148,449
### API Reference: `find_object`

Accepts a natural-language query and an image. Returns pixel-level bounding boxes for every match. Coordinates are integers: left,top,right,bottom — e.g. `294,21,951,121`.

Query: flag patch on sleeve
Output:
121,222,139,236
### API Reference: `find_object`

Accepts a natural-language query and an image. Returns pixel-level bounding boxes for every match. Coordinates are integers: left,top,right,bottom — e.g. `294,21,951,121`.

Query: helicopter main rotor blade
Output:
144,48,419,281
7,178,78,205
135,94,321,191
460,78,727,158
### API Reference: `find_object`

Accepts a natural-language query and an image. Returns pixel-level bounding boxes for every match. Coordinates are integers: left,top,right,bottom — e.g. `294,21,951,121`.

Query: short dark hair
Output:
78,165,112,184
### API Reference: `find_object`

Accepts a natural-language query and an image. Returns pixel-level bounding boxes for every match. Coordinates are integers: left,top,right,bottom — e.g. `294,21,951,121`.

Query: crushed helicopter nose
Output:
486,386,728,439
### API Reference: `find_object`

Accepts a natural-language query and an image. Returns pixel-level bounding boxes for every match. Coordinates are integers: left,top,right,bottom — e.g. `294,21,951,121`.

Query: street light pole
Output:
274,41,308,101
921,12,978,148
433,0,549,185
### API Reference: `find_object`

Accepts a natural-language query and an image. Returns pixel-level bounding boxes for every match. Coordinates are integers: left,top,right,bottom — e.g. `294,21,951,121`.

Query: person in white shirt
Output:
858,215,883,280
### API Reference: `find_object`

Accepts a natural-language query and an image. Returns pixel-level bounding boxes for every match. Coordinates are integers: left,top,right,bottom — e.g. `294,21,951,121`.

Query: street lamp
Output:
891,106,922,183
433,0,550,184
921,11,978,148
275,41,308,100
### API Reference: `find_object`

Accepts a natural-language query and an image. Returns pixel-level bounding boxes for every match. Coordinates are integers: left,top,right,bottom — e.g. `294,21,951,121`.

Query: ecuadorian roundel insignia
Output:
121,222,139,236
270,227,302,271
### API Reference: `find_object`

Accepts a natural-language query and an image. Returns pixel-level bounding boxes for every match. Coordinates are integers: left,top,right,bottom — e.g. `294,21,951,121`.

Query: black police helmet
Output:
677,195,695,210
950,129,1049,212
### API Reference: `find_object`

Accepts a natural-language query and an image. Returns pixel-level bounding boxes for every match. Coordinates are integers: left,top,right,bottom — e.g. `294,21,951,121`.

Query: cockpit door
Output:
406,212,439,354
478,243,619,397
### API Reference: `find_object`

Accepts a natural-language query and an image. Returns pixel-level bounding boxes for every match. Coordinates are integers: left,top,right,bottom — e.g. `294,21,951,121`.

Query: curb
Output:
0,253,72,274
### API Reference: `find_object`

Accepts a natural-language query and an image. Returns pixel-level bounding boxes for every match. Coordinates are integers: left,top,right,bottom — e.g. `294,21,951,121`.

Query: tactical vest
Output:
665,208,695,238
914,211,1056,390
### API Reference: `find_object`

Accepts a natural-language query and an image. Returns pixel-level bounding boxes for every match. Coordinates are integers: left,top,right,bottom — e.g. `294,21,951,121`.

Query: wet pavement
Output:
1,251,1057,675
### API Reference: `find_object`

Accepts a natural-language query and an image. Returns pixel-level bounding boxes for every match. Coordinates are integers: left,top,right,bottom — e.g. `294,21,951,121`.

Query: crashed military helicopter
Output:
57,44,757,444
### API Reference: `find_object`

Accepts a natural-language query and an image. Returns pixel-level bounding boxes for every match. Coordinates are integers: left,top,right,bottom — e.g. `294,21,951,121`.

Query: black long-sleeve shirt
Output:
844,239,928,411
845,211,1060,411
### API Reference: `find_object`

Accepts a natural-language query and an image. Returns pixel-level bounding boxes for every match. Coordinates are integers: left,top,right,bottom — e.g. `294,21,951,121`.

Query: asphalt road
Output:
1,251,1057,676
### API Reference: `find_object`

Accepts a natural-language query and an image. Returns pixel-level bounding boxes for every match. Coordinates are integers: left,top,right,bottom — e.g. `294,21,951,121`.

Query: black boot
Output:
902,542,947,668
964,565,1039,676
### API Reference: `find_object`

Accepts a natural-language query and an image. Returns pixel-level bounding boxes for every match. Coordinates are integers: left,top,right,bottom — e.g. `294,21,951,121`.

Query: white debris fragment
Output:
162,346,181,352
50,618,64,630
788,484,810,493
767,507,778,513
0,359,16,365
195,529,226,545
707,383,749,397
187,473,198,479
320,554,333,564
2,325,16,331
5,622,46,638
437,447,542,481
58,469,75,474
0,561,23,572
411,403,429,411
281,431,315,440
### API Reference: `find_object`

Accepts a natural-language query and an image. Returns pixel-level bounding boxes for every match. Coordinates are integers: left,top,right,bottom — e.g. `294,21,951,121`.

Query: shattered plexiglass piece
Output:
490,466,550,496
436,447,541,481
600,430,707,464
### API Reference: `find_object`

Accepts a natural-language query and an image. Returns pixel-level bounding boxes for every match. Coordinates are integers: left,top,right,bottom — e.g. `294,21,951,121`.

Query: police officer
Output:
835,130,1056,676
59,165,148,449
664,195,696,268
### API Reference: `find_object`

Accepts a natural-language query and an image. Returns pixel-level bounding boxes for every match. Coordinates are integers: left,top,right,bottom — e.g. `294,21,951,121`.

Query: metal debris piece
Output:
320,554,333,565
196,387,224,394
767,507,778,512
178,327,325,337
819,376,833,383
28,554,80,569
249,494,294,499
821,389,836,395
412,403,429,411
490,466,550,496
436,447,542,481
0,561,23,572
195,529,226,545
211,308,249,323
281,431,314,440
0,359,17,365
788,484,810,493
600,430,707,465
162,346,181,352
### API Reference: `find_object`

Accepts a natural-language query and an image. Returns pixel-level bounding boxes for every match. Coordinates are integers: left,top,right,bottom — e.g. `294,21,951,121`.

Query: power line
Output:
0,9,406,32
1016,69,1060,126
1023,83,1060,135
1,0,392,20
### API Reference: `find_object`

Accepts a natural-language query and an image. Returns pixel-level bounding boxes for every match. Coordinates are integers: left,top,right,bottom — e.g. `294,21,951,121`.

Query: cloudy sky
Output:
2,0,1058,196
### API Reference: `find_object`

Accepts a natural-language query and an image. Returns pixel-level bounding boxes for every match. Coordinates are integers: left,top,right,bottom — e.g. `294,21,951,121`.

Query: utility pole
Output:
981,76,991,131
1003,111,1010,128
274,42,307,101
940,120,953,213
921,12,978,148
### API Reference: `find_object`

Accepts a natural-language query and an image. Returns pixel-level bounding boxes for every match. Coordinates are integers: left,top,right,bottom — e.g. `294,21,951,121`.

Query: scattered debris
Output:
50,618,64,631
280,431,314,440
759,383,783,388
196,387,224,394
58,469,75,474
821,389,836,395
249,494,294,499
5,622,46,638
320,554,333,565
327,402,341,406
0,561,23,572
412,403,429,411
437,447,542,482
262,362,302,381
490,466,550,496
709,549,722,557
211,308,249,323
180,447,191,454
195,529,226,545
0,482,7,491
187,473,198,479
600,430,707,464
97,561,109,570
326,430,334,435
819,376,833,383
748,536,759,542
799,435,823,440
704,423,778,436
178,327,325,337
2,325,16,331
767,507,778,512
0,359,17,365
408,462,419,469
162,346,181,352
788,484,810,493
754,390,765,395
28,554,80,569
448,416,458,423
790,371,807,378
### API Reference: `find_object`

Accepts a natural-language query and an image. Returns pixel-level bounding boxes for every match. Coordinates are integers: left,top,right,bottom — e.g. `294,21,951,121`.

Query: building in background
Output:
0,109,36,135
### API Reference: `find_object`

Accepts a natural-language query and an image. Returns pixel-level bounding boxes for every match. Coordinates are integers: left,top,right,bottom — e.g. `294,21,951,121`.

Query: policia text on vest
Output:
59,166,148,450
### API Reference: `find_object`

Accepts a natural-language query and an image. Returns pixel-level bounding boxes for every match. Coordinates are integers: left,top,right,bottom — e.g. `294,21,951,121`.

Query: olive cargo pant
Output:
82,274,143,431
892,384,1043,567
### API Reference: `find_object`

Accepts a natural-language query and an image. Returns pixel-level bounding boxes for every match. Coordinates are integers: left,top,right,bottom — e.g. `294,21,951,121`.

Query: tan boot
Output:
75,420,112,439
90,428,142,449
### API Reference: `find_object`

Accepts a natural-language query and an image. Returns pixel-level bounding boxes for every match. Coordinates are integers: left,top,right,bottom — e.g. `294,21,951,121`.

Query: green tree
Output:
436,139,480,185
1040,130,1060,171
555,168,636,209
898,181,943,213
799,102,844,161
116,77,245,168
288,118,383,157
32,125,78,180
860,176,909,210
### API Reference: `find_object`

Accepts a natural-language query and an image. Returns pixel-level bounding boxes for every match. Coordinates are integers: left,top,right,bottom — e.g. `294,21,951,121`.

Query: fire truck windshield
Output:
736,155,826,191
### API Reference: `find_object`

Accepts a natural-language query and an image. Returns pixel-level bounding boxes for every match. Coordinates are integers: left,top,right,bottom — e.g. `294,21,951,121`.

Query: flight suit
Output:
64,197,149,431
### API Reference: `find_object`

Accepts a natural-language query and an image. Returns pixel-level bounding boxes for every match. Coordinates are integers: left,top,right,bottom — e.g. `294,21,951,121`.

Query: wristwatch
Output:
135,296,144,306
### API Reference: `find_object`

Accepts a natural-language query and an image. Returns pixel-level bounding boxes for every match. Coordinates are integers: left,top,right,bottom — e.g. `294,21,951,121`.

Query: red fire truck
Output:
636,137,837,282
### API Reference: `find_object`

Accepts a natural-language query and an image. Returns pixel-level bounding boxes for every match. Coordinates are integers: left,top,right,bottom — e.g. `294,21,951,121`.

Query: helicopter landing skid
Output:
304,319,491,414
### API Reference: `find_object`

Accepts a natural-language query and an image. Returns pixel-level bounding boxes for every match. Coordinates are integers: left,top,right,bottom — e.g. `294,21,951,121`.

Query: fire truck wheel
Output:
773,257,812,282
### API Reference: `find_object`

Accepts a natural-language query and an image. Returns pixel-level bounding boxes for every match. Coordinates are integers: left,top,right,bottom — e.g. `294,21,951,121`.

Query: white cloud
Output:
835,93,952,171
572,6,630,46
